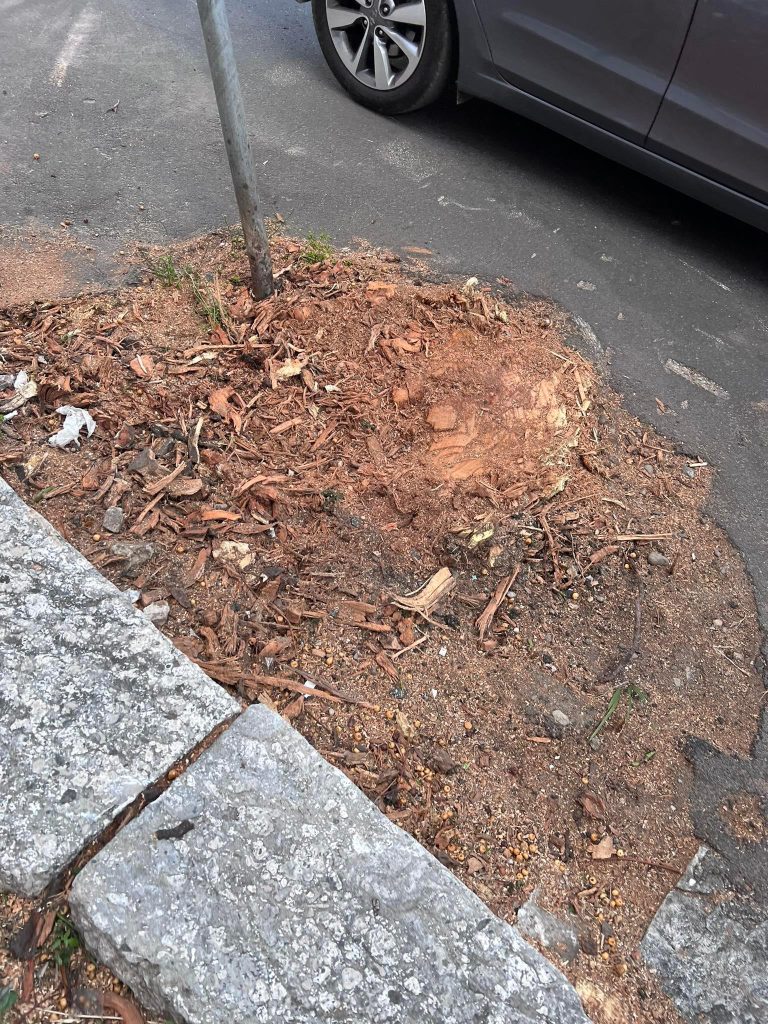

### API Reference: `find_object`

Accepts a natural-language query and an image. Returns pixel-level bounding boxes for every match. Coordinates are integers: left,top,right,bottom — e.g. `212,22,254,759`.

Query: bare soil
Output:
0,227,105,307
0,892,150,1024
1,230,764,1024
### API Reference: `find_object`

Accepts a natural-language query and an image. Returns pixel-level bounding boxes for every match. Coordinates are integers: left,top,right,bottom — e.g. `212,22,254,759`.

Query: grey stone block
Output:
0,478,239,896
517,891,580,964
642,846,768,1023
71,706,590,1024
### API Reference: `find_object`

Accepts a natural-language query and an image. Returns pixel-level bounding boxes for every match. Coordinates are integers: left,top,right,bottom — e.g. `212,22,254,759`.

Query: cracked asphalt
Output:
2,0,767,946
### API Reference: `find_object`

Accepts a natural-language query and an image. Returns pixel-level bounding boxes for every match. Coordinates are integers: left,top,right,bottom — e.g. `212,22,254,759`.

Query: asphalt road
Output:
2,0,767,643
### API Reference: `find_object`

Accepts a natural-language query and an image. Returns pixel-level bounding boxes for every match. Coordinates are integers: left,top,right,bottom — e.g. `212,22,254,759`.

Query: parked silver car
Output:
304,0,768,230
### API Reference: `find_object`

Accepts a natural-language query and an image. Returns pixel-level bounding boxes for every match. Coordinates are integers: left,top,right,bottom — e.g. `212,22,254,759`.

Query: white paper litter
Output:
0,375,37,414
49,405,97,448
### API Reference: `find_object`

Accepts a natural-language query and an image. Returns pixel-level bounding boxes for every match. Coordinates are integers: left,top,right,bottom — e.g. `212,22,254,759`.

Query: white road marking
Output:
693,326,724,347
50,6,98,88
437,195,487,212
664,358,729,399
677,258,732,293
378,139,436,183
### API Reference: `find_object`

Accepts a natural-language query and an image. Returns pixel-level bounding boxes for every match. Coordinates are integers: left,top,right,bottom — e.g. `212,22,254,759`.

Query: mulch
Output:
1,229,764,1024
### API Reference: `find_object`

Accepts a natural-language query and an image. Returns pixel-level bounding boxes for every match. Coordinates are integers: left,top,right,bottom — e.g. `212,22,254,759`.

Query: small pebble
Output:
551,709,570,727
712,618,723,628
648,550,671,567
102,506,125,534
143,600,170,626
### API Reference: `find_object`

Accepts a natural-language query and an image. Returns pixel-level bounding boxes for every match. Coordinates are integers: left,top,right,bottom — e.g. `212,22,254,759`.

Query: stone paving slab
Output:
0,478,239,896
71,706,590,1024
641,846,768,1023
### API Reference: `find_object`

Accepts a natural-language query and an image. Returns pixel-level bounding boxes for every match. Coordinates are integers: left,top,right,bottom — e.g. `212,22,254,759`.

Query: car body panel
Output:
304,0,768,230
647,0,768,204
452,0,767,229
455,49,768,232
469,0,697,143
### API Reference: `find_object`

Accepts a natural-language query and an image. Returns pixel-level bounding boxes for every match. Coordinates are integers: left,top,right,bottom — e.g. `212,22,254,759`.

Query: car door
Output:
646,0,767,203
472,0,698,143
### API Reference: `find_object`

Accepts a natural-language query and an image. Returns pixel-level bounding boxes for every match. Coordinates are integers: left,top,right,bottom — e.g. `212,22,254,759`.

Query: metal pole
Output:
196,0,273,299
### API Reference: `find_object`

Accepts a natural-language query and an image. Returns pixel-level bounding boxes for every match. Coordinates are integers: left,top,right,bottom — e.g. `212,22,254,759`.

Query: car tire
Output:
312,0,455,115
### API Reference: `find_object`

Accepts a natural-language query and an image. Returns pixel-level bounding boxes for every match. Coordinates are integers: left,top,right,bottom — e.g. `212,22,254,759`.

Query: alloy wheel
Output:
324,0,427,90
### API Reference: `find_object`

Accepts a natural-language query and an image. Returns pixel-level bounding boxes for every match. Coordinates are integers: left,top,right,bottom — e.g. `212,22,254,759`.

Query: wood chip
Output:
587,544,620,568
201,509,241,522
476,569,518,639
590,835,615,859
391,567,455,619
143,462,186,496
366,280,396,299
129,353,156,378
391,634,428,659
208,386,244,433
269,415,303,436
579,790,607,819
131,492,163,530
167,476,203,497
185,548,208,585
243,674,376,709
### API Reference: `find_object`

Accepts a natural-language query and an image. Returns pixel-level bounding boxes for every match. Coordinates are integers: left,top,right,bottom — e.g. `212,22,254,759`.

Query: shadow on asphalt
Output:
400,96,766,282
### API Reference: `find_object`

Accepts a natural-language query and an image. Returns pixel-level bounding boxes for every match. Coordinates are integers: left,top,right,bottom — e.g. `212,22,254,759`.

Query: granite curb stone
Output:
0,478,239,895
71,706,591,1024
641,845,768,1023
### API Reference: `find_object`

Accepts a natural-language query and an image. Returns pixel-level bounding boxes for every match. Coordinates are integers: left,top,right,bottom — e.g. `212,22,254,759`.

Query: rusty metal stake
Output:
196,0,273,299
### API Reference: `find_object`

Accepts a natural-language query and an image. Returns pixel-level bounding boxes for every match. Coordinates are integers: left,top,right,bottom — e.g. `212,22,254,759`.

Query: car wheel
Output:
312,0,455,115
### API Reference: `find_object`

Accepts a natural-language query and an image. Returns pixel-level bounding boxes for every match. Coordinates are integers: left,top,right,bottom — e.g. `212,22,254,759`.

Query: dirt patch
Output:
0,228,105,307
1,231,764,1024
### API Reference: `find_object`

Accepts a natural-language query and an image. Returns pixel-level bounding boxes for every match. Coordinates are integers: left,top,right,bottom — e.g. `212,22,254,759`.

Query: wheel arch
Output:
450,0,496,93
